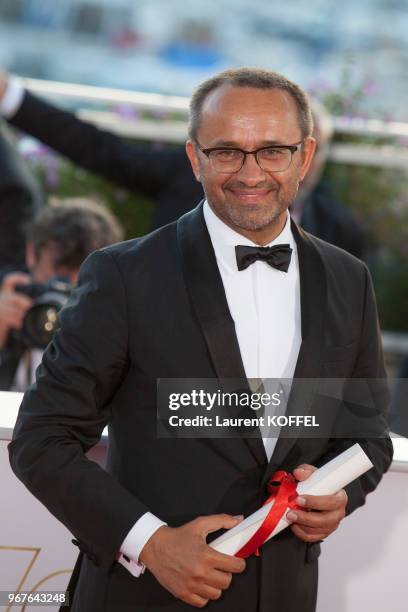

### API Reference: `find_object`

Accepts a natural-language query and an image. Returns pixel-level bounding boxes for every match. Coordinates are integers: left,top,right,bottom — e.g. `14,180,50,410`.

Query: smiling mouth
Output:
229,190,271,202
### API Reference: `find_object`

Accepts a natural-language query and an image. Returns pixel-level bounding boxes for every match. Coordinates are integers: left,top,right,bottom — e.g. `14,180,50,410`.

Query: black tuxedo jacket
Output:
0,126,43,270
9,204,392,612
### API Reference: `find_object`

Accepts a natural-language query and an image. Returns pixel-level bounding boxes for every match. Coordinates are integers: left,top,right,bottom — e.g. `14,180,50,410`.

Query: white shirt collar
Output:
203,200,296,273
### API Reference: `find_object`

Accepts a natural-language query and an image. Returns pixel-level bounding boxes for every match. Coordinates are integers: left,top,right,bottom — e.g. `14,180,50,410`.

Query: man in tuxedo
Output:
0,71,364,258
9,68,392,612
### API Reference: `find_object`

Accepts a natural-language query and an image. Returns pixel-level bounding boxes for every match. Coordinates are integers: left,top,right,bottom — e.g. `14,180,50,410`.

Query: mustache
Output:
224,178,278,191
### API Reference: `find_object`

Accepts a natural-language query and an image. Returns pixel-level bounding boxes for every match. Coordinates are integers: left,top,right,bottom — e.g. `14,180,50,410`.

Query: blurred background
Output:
1,0,408,112
1,0,407,369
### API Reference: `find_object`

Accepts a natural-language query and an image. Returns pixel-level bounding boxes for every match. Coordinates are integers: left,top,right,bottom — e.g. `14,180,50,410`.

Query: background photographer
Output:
0,197,123,391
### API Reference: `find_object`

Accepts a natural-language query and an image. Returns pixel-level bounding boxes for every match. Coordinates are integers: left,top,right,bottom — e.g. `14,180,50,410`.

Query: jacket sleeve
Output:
0,126,43,268
8,248,150,569
9,90,185,197
316,263,393,516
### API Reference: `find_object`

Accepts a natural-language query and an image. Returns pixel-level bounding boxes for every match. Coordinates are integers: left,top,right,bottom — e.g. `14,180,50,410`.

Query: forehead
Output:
198,84,302,144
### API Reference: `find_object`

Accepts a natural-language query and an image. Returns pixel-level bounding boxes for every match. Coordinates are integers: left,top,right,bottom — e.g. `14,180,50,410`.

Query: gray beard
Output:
224,205,286,231
205,195,292,232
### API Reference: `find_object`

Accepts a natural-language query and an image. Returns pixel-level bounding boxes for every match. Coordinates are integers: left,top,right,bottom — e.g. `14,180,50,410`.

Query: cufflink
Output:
117,552,146,577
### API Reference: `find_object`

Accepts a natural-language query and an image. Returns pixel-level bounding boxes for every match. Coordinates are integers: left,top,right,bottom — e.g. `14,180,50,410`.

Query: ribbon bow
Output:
235,471,299,559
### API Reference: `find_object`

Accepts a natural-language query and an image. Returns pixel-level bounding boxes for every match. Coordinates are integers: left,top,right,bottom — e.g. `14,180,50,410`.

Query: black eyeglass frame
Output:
194,140,304,173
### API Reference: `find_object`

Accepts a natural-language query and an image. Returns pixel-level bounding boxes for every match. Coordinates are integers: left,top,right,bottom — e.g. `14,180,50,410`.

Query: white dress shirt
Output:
12,349,43,392
203,200,301,458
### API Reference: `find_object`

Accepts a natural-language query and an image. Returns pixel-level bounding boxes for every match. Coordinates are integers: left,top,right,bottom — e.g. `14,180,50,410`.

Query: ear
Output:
299,137,317,182
25,241,36,269
185,140,201,182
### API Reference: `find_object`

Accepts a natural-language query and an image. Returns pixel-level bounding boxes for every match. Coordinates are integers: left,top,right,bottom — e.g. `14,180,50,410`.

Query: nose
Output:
235,151,266,185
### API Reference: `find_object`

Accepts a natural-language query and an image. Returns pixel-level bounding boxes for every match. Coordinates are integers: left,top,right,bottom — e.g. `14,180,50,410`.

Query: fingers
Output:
182,558,237,608
1,272,32,292
287,506,343,529
194,582,222,601
8,293,33,311
143,517,246,608
205,569,232,590
184,593,209,608
186,564,235,607
293,464,317,482
185,584,222,608
0,271,33,329
287,490,347,542
295,489,348,512
180,576,222,604
0,293,33,328
194,513,244,537
209,549,246,574
296,463,317,471
290,523,328,543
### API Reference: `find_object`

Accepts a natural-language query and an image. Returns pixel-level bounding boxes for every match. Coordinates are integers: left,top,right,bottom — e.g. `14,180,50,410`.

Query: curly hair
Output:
26,197,123,269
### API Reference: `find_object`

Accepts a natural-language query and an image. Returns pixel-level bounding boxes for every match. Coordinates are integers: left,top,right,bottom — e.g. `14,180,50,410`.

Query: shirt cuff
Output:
0,76,25,118
118,512,167,577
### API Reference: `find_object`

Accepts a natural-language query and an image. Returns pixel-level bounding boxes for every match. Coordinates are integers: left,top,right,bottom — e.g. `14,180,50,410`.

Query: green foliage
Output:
32,156,154,239
324,162,408,331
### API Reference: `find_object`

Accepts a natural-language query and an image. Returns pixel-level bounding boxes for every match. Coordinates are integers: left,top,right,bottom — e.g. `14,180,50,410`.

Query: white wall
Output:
317,470,408,612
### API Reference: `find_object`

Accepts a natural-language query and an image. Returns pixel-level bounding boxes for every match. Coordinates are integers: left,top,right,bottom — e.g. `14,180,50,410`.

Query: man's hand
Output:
0,70,9,100
140,514,246,608
0,272,32,349
286,464,348,543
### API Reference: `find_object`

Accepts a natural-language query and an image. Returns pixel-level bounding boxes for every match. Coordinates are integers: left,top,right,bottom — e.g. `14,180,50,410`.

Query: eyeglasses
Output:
195,140,303,174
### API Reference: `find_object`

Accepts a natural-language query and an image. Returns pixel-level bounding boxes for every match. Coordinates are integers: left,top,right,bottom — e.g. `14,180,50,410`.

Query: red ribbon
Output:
235,471,299,559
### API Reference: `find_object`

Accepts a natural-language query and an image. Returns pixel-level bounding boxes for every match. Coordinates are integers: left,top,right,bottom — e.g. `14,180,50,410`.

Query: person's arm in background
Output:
0,72,192,200
0,124,43,270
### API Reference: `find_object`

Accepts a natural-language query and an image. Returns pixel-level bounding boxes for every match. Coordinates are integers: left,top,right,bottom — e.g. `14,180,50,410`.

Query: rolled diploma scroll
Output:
210,443,373,556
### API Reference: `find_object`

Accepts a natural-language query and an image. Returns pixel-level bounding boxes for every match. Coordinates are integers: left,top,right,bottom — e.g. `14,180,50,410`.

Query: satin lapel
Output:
177,203,267,468
263,221,327,485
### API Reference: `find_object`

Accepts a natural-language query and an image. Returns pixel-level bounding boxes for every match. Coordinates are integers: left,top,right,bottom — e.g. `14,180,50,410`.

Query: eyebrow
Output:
207,140,289,148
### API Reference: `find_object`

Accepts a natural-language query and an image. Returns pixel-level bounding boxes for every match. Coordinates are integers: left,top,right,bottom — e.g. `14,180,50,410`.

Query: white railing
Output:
23,78,408,170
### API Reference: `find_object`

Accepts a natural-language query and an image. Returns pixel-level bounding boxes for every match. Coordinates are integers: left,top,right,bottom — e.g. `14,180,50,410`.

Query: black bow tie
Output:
235,244,292,272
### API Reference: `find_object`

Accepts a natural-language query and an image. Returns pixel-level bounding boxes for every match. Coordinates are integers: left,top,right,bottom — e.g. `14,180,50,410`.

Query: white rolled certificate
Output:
210,443,373,556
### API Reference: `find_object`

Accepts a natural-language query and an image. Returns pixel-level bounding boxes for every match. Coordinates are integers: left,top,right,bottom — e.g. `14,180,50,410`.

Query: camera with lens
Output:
13,277,73,349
